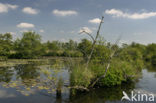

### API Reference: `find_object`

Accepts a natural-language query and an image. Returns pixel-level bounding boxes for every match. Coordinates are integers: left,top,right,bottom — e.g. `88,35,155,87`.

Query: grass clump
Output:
70,64,94,88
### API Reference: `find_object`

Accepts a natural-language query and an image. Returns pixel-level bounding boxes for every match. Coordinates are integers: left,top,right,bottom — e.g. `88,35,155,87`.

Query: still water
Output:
0,59,156,103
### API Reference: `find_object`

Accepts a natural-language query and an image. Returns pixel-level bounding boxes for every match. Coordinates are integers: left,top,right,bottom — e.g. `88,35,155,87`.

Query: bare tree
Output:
79,16,104,68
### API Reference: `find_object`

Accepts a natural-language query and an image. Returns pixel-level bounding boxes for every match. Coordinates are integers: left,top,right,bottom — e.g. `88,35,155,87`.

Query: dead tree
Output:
79,16,104,68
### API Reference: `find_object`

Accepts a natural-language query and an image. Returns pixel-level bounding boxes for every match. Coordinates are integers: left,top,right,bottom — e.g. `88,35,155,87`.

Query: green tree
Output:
145,43,156,66
0,33,13,57
78,39,92,60
64,39,77,50
15,31,45,58
145,44,156,61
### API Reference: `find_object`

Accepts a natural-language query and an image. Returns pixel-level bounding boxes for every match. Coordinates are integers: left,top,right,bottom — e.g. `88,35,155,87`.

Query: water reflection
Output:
0,60,156,103
15,64,40,84
69,82,135,103
0,67,14,83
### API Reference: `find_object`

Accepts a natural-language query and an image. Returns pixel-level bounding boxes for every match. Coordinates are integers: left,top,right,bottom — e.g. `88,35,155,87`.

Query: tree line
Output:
0,31,156,66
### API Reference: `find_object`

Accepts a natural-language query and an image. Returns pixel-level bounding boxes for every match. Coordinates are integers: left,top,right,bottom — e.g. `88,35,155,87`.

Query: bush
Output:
62,51,83,57
89,59,139,87
44,51,63,57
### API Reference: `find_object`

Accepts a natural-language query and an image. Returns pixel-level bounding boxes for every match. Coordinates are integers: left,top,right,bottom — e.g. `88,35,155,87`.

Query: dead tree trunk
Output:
86,16,104,68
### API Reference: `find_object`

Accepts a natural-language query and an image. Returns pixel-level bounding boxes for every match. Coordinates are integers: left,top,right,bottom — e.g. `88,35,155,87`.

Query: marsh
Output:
0,59,156,103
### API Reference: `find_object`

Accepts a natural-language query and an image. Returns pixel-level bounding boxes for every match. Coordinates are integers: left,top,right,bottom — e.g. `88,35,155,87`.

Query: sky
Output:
0,0,156,44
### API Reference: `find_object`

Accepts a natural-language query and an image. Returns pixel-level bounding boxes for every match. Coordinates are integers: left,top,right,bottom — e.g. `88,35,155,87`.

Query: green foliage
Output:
151,54,156,66
46,40,61,51
69,57,141,87
14,31,45,59
99,59,137,86
0,67,14,83
93,44,111,64
88,58,139,87
69,41,147,88
78,39,92,60
63,39,78,50
70,64,93,87
119,45,144,69
62,50,82,57
44,39,81,57
0,33,13,57
0,31,155,88
145,43,156,66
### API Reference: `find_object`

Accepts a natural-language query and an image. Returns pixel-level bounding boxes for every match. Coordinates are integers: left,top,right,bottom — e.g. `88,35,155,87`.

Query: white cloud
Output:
79,27,92,34
0,3,18,13
52,9,78,16
22,7,39,15
89,18,101,24
17,22,35,28
105,9,156,19
39,29,44,33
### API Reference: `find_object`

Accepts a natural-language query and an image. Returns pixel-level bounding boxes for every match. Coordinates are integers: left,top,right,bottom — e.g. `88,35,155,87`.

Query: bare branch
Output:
86,16,104,68
79,31,95,42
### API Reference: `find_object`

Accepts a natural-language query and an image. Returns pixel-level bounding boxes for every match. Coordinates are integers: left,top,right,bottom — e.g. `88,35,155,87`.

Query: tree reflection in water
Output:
0,67,14,83
0,63,67,97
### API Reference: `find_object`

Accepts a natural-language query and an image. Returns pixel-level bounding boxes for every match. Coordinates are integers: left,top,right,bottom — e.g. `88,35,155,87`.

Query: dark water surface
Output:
0,60,156,103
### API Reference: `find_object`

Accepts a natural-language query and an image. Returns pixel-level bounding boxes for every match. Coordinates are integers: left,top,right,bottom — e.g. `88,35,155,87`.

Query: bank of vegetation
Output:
0,32,155,66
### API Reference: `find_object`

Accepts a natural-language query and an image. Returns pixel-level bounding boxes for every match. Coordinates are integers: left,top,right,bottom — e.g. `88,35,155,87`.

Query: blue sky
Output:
0,0,156,44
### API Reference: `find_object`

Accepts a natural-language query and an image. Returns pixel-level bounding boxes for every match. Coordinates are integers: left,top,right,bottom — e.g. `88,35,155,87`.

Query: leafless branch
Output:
86,16,104,68
79,31,95,42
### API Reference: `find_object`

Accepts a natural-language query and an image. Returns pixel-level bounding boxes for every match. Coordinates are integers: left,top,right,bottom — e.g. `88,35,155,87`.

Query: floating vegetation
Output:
0,62,69,96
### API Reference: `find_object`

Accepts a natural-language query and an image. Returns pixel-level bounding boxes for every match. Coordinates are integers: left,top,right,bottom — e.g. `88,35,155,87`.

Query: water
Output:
0,60,156,103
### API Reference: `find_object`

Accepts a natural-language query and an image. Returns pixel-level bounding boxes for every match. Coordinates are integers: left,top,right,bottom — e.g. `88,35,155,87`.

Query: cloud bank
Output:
52,9,78,16
0,3,18,13
17,22,35,28
105,9,156,19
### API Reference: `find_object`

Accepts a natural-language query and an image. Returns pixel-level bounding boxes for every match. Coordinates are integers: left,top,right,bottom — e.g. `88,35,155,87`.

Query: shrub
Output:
70,64,94,87
89,59,138,87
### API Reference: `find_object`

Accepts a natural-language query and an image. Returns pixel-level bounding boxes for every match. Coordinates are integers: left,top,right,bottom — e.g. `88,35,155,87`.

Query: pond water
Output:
0,59,156,103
